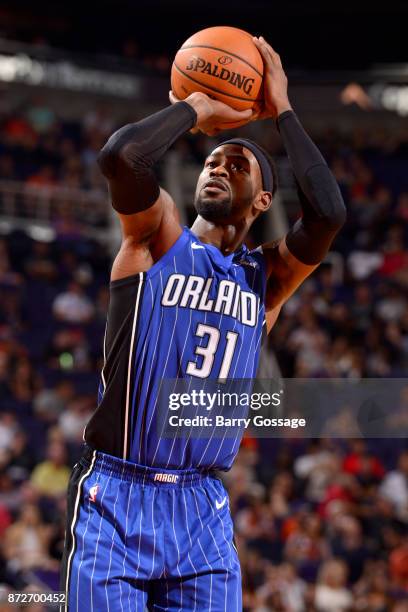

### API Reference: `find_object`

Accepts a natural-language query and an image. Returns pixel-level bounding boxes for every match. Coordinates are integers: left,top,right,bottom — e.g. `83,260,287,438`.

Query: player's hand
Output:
169,91,253,136
252,36,292,120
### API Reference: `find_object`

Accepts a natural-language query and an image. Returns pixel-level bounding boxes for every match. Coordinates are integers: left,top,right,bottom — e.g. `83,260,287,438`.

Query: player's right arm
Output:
98,95,253,280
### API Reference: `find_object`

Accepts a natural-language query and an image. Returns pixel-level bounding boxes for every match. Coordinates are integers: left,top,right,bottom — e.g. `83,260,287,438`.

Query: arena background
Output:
0,1,407,610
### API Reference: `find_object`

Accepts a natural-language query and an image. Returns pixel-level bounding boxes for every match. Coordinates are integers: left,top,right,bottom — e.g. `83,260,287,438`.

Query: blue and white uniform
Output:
61,227,267,611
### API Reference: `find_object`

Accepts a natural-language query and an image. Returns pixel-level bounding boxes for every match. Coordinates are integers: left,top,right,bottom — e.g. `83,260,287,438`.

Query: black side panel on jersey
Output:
84,274,144,458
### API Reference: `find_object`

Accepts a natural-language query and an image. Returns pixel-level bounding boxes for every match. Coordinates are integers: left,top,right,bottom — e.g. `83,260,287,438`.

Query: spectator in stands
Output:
329,515,370,583
255,562,308,612
5,430,36,482
29,441,70,500
0,413,19,453
269,472,294,519
3,503,57,572
240,546,267,608
82,105,115,140
343,439,385,483
33,380,75,424
235,489,278,562
24,240,58,282
285,513,329,582
0,470,27,516
376,283,407,323
52,280,94,324
58,396,93,443
353,560,390,611
9,358,41,404
347,248,383,281
314,559,353,611
288,309,330,377
294,440,340,503
379,227,408,285
351,283,374,335
389,536,408,594
276,563,308,612
379,451,408,523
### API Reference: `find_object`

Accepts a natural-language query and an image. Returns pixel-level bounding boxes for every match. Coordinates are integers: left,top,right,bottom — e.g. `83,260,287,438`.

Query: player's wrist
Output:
184,93,212,124
275,98,293,118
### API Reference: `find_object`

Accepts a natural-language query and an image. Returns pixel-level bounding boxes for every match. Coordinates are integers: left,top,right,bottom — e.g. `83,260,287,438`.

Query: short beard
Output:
194,193,233,221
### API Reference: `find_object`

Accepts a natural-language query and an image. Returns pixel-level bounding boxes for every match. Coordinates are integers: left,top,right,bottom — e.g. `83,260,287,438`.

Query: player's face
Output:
194,144,263,223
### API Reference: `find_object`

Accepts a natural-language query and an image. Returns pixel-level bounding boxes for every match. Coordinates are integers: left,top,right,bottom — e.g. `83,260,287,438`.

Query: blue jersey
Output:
84,227,266,470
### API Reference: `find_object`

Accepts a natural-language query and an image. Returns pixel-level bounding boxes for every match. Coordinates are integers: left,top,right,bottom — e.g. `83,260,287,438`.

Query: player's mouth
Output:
202,179,229,195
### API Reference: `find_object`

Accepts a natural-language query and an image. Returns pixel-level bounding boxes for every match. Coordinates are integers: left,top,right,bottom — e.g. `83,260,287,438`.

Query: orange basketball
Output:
171,26,263,111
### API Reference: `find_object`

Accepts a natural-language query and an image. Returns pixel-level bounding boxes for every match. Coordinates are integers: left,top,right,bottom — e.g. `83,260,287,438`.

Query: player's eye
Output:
206,161,216,168
231,163,243,172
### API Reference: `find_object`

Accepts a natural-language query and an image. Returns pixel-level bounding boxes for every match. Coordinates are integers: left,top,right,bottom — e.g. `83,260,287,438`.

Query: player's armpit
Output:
262,237,318,329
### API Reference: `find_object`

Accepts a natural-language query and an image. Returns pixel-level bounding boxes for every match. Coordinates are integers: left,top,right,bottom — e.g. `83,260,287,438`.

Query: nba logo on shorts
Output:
89,484,100,502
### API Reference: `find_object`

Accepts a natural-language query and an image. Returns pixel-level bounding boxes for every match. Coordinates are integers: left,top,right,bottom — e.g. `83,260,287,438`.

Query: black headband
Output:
217,138,274,193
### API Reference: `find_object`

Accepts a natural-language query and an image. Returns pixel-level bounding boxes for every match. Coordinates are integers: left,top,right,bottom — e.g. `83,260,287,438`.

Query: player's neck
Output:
190,216,250,255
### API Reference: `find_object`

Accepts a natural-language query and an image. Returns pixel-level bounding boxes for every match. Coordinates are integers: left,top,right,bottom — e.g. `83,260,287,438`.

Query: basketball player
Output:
61,37,346,610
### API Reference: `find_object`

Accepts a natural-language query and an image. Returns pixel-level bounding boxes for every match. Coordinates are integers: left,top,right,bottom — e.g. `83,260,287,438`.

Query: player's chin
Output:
194,195,232,220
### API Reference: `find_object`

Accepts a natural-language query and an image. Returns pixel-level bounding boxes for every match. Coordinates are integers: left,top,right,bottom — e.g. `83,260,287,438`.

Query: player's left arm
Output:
252,37,346,332
262,110,346,331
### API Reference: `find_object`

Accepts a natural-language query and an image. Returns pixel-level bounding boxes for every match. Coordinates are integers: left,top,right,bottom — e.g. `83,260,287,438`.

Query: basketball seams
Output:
179,44,263,77
173,62,258,103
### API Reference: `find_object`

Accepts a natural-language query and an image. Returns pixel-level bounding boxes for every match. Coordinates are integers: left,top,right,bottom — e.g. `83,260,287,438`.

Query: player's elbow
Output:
97,137,119,178
97,123,139,178
307,164,347,230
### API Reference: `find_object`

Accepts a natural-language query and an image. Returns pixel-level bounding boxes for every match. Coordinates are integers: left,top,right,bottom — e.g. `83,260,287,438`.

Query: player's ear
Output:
253,190,272,214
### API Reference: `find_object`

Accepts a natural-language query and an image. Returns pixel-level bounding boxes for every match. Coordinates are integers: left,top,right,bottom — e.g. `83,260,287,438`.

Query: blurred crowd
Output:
0,101,407,610
0,98,110,194
228,438,408,611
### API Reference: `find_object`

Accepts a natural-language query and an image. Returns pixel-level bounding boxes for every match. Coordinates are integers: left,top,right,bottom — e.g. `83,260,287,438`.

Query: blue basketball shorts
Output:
60,445,242,611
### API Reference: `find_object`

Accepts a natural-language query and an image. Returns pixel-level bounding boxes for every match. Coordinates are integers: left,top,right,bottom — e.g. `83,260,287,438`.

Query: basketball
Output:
171,26,263,111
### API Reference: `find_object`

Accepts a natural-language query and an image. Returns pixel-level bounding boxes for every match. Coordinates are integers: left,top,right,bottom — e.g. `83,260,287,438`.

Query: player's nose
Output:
209,164,229,179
